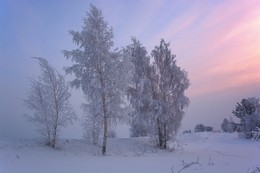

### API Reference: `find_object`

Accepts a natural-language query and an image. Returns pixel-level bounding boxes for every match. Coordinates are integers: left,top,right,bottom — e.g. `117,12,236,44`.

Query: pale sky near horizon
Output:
1,0,260,139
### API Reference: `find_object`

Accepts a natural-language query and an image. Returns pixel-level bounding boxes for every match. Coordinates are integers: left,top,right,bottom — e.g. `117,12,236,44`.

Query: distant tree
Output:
232,97,260,139
194,124,206,132
221,118,228,132
149,39,190,149
221,118,236,133
125,38,152,137
24,57,76,148
64,5,130,155
206,126,213,132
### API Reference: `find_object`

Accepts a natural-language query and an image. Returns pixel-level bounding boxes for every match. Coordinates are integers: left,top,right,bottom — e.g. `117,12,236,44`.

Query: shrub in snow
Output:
206,126,213,132
194,124,213,132
232,97,260,139
183,130,192,134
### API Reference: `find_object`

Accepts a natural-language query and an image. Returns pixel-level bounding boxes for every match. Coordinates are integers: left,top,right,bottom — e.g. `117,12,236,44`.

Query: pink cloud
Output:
178,0,260,97
151,12,198,43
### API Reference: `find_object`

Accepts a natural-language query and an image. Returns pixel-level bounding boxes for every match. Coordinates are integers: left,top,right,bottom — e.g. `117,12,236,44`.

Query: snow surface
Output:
1,132,260,173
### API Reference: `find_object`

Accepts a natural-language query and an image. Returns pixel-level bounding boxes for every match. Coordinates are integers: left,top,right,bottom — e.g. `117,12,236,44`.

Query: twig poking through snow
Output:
208,157,214,166
252,127,260,141
171,157,201,173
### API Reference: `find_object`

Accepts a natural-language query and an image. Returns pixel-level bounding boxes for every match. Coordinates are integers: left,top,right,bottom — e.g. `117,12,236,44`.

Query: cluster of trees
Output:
126,38,190,149
194,124,213,132
24,4,190,155
221,97,260,140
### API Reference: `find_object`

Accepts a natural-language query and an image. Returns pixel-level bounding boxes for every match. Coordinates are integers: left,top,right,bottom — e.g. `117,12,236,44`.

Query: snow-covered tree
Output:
127,39,189,148
24,57,76,148
149,39,190,148
125,38,152,137
232,97,260,139
64,4,130,155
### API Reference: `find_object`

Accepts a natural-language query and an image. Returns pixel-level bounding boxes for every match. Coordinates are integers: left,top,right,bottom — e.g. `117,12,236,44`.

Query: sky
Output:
0,0,259,139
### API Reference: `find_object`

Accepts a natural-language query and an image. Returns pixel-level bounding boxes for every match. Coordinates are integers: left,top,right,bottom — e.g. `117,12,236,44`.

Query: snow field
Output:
1,132,260,173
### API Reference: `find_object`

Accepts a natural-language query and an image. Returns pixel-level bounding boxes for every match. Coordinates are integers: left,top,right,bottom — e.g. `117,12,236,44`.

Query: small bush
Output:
206,126,213,132
183,130,192,134
194,124,206,132
194,124,213,132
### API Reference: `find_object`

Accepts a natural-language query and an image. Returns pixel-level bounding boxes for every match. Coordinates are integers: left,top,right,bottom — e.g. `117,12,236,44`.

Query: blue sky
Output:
1,0,259,138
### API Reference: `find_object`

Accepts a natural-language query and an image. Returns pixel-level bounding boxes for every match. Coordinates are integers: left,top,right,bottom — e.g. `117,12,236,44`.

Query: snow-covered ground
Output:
1,132,260,173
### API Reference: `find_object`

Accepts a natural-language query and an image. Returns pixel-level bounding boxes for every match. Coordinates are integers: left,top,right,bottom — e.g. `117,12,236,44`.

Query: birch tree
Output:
126,39,189,149
125,38,152,137
150,39,190,149
63,4,129,155
24,57,76,148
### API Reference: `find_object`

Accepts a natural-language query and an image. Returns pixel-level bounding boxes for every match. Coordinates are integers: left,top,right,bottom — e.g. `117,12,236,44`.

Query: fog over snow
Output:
1,0,260,139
